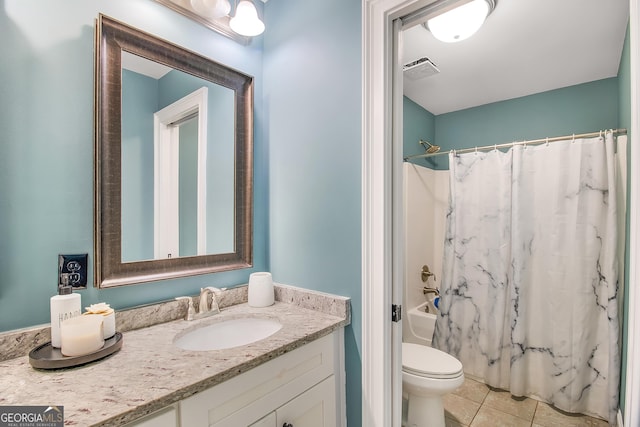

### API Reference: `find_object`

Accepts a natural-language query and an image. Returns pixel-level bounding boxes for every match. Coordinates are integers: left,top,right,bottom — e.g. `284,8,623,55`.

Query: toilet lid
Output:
402,343,463,379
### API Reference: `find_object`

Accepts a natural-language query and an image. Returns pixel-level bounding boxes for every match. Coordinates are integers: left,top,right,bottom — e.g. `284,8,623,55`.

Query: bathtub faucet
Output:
423,286,440,297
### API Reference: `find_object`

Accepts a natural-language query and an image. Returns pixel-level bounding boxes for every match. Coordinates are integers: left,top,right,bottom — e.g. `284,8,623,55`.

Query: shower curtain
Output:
433,132,621,424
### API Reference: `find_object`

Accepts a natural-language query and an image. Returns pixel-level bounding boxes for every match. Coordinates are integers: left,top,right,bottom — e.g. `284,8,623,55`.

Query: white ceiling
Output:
122,51,172,79
402,0,630,115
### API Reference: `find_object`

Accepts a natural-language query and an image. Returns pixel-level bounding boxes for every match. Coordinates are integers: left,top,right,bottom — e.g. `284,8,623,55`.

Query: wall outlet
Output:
58,254,88,289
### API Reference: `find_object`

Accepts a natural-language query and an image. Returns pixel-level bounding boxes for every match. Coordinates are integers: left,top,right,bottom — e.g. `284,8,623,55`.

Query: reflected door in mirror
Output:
121,52,235,262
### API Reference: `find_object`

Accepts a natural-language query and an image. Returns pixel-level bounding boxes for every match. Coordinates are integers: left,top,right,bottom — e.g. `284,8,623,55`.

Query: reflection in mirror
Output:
120,52,235,262
95,14,253,288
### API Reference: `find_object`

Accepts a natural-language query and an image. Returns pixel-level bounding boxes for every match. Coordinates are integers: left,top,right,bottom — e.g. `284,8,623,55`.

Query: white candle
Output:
60,315,105,357
84,303,116,339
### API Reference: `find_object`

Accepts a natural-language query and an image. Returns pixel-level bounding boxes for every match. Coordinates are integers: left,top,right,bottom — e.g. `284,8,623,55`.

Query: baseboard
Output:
618,408,624,427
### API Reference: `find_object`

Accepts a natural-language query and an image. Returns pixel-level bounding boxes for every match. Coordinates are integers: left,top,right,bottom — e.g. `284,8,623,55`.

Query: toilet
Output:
402,342,464,427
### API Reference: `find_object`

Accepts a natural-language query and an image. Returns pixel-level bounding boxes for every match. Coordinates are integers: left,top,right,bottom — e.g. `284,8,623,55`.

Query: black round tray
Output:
28,332,123,369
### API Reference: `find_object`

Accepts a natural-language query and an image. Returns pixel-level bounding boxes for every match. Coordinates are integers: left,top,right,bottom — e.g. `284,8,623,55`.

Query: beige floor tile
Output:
453,378,491,404
443,393,481,426
445,416,468,427
482,389,537,421
470,406,532,427
533,403,609,427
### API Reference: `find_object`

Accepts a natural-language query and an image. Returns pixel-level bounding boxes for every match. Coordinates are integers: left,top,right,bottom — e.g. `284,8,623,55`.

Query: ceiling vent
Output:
403,57,440,80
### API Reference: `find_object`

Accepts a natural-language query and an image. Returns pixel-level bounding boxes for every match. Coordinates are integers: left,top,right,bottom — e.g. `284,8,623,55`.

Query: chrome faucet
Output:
175,287,226,321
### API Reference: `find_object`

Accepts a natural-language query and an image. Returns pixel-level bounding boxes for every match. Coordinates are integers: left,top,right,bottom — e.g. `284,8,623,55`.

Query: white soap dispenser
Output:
50,274,81,348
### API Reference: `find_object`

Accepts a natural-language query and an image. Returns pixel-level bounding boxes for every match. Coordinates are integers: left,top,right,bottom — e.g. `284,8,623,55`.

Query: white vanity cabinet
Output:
124,405,178,427
180,330,344,427
273,375,336,427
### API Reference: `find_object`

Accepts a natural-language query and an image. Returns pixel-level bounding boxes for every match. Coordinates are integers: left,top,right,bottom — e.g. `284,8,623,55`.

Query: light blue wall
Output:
403,96,436,168
179,118,199,257
263,0,362,425
122,70,157,261
405,78,620,170
436,78,619,151
437,77,619,156
0,0,267,332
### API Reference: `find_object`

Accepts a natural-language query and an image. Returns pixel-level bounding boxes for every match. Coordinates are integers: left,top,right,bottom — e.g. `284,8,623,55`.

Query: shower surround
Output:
402,163,449,346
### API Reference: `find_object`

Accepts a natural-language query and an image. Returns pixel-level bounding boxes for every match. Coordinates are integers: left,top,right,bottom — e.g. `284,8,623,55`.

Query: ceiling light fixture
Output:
229,0,265,37
425,0,495,43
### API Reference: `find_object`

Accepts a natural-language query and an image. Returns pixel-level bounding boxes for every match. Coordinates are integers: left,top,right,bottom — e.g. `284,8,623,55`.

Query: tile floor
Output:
443,377,610,427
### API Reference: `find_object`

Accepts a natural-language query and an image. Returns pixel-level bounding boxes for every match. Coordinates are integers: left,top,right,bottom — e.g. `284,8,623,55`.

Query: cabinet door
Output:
276,376,336,427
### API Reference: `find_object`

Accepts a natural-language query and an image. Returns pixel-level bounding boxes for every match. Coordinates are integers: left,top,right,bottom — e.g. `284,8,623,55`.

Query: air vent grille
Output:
403,57,440,80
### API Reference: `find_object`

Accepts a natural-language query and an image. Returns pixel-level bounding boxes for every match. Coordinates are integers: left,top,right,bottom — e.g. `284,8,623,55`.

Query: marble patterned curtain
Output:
433,133,620,424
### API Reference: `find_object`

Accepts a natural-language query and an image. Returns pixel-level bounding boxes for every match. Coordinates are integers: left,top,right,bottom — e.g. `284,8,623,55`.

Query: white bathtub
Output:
405,300,437,346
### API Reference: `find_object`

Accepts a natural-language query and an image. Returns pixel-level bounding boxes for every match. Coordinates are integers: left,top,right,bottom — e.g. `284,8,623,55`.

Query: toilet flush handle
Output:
421,265,436,282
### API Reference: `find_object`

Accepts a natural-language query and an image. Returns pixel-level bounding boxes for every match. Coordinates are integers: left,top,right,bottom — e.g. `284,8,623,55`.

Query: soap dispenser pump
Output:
50,274,81,348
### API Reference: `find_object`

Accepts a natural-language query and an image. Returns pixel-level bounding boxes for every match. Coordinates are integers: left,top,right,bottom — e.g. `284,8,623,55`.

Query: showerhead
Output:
419,140,440,154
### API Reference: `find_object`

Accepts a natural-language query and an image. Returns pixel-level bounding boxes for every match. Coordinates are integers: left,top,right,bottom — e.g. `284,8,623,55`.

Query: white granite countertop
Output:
0,301,349,426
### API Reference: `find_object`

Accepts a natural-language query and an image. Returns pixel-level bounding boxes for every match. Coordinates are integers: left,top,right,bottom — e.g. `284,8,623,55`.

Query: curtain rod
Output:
403,128,628,161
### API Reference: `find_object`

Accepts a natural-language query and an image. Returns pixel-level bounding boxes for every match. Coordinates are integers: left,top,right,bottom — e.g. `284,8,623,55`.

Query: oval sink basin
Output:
173,317,283,351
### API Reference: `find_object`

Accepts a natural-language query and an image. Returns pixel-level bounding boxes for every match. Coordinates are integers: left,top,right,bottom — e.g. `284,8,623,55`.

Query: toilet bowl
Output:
402,342,464,427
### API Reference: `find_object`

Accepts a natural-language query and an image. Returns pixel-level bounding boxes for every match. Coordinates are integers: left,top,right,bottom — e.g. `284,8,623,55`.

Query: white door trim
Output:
362,1,395,424
625,1,640,425
153,86,209,259
362,1,438,425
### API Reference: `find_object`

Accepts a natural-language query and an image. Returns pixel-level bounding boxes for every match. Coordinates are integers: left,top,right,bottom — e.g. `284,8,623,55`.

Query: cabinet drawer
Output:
181,333,335,426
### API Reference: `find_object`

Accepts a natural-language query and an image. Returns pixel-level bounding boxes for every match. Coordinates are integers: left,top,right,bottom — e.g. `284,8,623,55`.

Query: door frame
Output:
362,1,439,425
153,87,208,258
361,0,640,425
625,1,640,425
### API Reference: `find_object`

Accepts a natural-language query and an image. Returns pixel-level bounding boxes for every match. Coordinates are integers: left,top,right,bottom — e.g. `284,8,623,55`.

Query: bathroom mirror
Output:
95,14,253,288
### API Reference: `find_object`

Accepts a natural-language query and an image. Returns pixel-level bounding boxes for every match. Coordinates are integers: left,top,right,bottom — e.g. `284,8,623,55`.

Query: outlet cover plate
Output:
58,254,88,289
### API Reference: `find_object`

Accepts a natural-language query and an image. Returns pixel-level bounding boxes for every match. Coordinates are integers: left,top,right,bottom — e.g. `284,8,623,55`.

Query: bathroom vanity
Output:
130,332,340,427
0,285,350,426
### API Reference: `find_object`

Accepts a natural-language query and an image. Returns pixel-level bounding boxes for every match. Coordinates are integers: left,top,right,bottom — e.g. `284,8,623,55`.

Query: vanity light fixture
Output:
191,0,231,19
229,0,265,37
425,0,495,43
